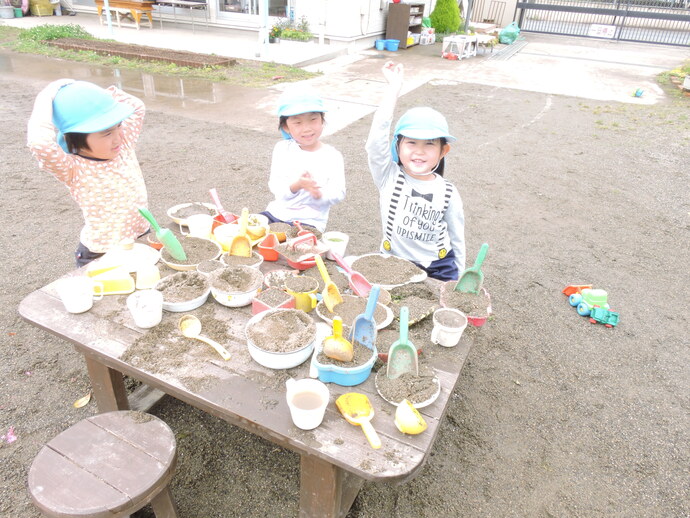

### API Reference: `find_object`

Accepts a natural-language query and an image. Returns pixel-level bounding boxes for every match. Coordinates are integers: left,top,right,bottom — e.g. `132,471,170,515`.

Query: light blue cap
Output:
391,107,456,162
277,87,326,140
53,81,134,153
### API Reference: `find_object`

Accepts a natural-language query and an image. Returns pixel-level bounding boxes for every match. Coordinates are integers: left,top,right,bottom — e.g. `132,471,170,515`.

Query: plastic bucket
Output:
375,39,385,51
385,39,400,51
0,6,15,18
14,7,23,17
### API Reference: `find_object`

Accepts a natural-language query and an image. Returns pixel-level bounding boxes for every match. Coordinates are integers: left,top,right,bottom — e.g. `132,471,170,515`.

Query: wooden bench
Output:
28,411,179,518
95,0,155,30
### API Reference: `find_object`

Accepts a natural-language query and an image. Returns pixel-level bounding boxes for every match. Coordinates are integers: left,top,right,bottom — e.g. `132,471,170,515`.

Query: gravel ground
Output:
1,47,688,518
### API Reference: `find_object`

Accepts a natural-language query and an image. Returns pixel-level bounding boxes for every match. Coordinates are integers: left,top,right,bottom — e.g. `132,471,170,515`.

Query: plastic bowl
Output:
245,309,316,369
311,339,377,386
208,265,264,308
166,202,217,226
263,269,299,290
439,282,492,327
160,238,222,272
155,271,211,312
220,251,264,269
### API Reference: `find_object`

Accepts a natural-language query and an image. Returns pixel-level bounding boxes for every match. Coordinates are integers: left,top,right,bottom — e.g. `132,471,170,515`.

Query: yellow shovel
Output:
336,392,381,449
314,254,343,312
323,316,354,362
229,207,252,258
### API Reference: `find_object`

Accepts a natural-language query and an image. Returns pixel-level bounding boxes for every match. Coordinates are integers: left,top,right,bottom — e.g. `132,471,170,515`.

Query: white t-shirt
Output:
265,139,346,232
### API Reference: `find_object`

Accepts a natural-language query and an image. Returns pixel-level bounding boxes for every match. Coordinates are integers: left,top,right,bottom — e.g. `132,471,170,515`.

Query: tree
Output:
430,0,461,34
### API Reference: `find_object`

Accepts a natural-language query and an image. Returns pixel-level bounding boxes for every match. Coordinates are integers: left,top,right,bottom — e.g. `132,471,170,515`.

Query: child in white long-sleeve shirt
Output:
27,79,149,267
262,87,346,232
365,62,465,281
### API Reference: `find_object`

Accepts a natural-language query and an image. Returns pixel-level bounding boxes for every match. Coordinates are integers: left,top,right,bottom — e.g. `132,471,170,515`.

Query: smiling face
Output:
79,123,123,160
397,136,451,181
282,112,324,151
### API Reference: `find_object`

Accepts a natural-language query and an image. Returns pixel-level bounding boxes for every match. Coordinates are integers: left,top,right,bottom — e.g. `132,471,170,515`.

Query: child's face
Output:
398,136,450,180
283,112,324,151
80,123,123,160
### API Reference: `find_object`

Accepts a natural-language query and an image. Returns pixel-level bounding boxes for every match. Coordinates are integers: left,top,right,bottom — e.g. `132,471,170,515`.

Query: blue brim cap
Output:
53,81,134,152
391,107,456,162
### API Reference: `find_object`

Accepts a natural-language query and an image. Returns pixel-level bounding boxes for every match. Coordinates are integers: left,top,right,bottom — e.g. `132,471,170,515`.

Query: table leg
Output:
84,356,130,412
299,455,364,518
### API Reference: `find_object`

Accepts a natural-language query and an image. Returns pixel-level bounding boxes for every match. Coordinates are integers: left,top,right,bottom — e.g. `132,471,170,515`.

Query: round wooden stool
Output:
28,411,179,518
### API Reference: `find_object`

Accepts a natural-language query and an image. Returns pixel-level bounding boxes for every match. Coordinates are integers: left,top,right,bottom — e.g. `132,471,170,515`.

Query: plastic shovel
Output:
336,392,381,449
386,306,419,379
454,243,489,294
138,208,187,262
229,207,252,257
331,252,373,298
209,188,235,224
323,316,354,362
178,315,231,361
349,284,380,350
315,254,343,312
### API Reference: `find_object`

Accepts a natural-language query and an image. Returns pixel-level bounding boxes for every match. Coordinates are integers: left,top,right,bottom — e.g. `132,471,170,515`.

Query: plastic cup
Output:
322,231,349,261
56,277,104,314
285,378,330,430
126,290,163,329
285,277,319,312
135,264,160,289
180,214,214,239
431,308,468,347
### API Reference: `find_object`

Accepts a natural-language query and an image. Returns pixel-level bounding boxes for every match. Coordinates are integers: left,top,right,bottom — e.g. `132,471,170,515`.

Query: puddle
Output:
0,50,276,131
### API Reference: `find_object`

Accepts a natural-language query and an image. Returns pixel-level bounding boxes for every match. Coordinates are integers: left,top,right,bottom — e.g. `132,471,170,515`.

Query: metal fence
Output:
514,0,690,45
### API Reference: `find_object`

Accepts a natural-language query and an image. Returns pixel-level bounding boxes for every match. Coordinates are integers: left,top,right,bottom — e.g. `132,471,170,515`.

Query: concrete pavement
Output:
2,12,688,137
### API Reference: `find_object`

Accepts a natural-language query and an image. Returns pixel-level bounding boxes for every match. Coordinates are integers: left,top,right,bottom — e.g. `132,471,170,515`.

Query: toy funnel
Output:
454,243,489,294
323,316,354,362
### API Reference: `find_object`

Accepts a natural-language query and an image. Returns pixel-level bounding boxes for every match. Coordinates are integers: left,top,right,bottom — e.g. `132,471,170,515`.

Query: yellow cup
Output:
285,277,319,312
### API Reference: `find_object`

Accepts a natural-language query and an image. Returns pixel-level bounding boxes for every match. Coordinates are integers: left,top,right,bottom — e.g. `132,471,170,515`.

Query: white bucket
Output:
322,231,349,261
431,308,468,347
285,378,329,430
126,290,163,329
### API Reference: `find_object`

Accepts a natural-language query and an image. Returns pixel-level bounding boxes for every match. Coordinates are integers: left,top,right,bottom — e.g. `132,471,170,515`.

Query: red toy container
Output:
439,282,492,327
251,288,296,315
258,233,280,262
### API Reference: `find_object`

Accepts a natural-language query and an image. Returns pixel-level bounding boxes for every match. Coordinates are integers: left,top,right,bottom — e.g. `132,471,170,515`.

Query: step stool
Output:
28,411,179,518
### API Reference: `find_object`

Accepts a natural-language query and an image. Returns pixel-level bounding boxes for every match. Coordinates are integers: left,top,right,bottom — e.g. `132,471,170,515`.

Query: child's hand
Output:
381,61,404,90
298,172,322,199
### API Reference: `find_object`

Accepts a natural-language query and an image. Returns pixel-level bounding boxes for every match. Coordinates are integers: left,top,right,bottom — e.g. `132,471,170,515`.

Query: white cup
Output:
431,308,468,347
56,277,104,314
126,290,163,329
285,378,329,430
180,214,214,239
322,231,349,261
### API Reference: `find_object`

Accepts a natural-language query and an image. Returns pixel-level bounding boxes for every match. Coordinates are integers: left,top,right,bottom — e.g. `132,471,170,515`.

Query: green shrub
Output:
278,16,313,41
18,24,95,43
430,0,461,34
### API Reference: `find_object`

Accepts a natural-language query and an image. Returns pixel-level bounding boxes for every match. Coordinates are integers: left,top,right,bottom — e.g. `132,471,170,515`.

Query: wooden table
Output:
19,263,474,518
95,0,155,30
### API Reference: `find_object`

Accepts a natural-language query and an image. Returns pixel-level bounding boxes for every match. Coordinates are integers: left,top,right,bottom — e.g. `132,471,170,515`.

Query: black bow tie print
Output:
411,189,433,202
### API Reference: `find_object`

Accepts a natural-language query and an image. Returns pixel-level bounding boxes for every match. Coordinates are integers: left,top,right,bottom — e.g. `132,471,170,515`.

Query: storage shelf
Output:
385,2,425,50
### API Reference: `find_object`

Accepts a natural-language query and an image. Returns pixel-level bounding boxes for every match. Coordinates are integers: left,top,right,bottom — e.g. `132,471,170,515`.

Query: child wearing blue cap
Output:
261,86,346,232
27,79,149,267
365,62,465,281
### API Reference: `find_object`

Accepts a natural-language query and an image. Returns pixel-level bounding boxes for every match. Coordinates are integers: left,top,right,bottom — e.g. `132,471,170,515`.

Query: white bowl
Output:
166,202,218,226
220,251,264,269
245,309,316,369
160,238,222,271
155,271,211,312
209,265,264,308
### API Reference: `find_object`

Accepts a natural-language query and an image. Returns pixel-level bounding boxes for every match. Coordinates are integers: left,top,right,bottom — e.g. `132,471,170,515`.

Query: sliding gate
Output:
514,0,690,46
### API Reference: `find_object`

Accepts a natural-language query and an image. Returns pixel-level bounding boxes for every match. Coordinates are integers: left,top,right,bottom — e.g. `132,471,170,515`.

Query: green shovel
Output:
138,208,187,262
454,243,488,294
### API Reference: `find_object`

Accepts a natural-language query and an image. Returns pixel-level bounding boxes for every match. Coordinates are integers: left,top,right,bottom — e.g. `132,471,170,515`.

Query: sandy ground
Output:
1,44,689,517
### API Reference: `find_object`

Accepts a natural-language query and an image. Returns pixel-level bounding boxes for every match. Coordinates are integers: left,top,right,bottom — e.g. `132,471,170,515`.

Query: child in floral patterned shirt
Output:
27,79,149,267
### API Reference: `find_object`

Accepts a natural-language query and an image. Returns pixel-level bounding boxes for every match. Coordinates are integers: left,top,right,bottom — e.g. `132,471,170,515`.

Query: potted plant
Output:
269,23,281,43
